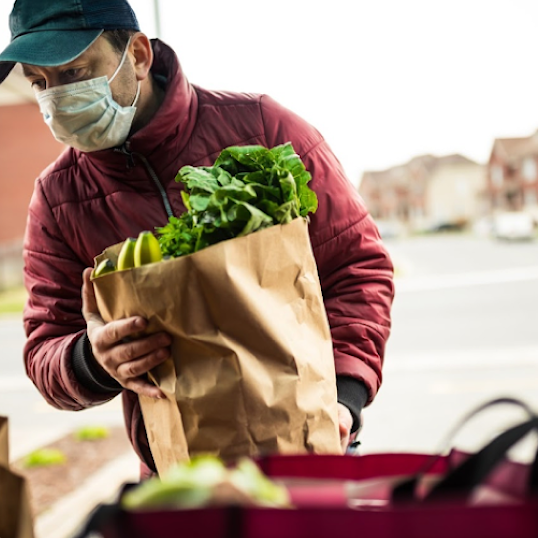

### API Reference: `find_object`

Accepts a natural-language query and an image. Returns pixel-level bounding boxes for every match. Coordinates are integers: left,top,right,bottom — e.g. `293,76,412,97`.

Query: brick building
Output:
360,154,485,233
0,66,64,287
487,131,538,219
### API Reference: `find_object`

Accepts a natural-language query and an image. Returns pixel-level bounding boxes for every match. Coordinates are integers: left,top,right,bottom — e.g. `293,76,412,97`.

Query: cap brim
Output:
0,28,103,82
0,62,15,84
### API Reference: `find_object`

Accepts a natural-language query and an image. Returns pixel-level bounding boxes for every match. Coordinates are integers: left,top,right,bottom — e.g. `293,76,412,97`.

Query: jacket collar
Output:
82,39,198,175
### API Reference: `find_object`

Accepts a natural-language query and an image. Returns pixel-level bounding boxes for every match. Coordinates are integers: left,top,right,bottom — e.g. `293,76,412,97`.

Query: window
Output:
522,157,537,183
491,165,504,187
524,189,537,207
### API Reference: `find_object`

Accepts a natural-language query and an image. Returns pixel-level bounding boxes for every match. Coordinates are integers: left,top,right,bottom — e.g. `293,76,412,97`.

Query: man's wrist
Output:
336,376,368,433
72,332,122,394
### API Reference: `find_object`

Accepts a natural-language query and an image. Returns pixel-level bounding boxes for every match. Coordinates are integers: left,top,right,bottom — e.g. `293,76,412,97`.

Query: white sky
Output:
2,0,538,186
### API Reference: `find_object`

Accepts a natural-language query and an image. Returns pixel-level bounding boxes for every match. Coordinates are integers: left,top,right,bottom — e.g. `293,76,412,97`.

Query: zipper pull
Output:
115,141,136,169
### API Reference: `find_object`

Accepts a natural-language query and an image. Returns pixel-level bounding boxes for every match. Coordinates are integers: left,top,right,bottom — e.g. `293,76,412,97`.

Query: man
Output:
0,0,394,476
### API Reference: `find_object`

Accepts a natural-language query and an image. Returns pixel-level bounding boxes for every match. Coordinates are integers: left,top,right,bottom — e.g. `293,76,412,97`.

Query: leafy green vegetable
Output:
121,455,290,510
74,426,110,441
229,458,290,507
156,143,317,258
23,448,66,468
122,456,226,510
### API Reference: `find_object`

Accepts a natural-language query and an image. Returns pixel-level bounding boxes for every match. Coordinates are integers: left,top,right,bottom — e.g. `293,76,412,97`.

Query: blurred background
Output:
0,0,537,517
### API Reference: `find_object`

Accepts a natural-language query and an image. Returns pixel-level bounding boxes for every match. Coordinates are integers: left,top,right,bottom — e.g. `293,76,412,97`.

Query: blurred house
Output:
486,131,538,220
360,154,486,234
0,66,64,288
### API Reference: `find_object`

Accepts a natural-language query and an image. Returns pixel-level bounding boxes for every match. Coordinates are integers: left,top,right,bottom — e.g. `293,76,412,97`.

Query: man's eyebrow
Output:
21,65,38,77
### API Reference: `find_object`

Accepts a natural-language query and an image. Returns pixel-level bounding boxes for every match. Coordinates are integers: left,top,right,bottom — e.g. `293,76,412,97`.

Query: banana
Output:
117,237,137,271
93,258,116,278
134,231,163,267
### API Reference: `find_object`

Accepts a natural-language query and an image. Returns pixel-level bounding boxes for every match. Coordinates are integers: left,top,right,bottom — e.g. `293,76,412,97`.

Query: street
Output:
362,234,538,459
1,233,537,461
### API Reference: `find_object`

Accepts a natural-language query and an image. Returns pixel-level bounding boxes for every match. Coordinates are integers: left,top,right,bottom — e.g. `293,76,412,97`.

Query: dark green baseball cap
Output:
0,0,140,83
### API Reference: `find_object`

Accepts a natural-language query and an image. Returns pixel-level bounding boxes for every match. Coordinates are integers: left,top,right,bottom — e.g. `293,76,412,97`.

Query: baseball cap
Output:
0,0,140,84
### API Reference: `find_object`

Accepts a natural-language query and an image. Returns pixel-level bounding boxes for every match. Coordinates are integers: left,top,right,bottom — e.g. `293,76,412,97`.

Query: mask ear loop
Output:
131,81,141,107
109,36,133,84
108,36,141,108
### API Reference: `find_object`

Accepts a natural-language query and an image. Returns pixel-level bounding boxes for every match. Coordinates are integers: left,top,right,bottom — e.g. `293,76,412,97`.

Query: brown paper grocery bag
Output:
0,417,34,538
93,218,340,476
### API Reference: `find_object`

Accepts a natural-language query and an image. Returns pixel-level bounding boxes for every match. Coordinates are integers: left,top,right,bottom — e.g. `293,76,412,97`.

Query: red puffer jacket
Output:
23,40,394,473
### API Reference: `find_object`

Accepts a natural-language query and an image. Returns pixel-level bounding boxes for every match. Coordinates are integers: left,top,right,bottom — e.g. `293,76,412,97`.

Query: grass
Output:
0,286,27,314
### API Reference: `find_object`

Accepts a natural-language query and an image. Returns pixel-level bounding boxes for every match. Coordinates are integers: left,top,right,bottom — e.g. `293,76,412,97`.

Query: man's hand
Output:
337,403,354,453
81,267,171,399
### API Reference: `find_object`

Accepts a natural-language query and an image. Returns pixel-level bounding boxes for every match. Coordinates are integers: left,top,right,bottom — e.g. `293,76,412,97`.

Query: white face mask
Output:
36,40,141,152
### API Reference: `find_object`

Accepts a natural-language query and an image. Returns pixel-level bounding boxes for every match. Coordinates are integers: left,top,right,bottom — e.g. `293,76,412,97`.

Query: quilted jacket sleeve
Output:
260,96,395,414
23,179,119,410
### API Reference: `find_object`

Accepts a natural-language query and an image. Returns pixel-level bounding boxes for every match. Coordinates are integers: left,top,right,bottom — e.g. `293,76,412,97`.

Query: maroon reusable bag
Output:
76,399,538,538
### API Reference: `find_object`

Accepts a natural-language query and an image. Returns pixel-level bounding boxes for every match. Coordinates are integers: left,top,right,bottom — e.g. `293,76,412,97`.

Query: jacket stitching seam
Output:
312,214,368,249
197,100,260,109
47,190,158,211
330,320,389,339
193,135,265,166
301,137,325,159
36,181,73,250
25,247,80,261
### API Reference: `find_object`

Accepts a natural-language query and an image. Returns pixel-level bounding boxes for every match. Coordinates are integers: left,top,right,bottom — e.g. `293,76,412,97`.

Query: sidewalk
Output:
34,450,139,538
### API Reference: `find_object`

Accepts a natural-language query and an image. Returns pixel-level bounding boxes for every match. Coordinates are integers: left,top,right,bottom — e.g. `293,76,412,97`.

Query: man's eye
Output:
64,68,81,81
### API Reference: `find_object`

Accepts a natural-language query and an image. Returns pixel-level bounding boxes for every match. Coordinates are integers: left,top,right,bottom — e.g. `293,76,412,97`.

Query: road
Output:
362,233,538,459
1,233,537,461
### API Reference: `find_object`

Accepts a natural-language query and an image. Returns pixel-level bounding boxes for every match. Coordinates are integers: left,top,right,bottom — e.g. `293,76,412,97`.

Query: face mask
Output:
36,40,141,152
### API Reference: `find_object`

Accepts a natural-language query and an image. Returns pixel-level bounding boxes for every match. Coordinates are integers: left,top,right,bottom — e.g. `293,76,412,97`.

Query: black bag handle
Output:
425,415,538,502
393,397,538,503
434,397,536,458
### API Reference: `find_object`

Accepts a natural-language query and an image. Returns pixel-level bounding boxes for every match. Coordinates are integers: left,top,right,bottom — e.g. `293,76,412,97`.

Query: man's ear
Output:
130,32,153,81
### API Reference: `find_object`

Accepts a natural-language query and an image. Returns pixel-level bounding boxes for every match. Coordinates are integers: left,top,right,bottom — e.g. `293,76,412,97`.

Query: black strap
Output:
393,398,538,503
425,416,538,503
435,398,536,462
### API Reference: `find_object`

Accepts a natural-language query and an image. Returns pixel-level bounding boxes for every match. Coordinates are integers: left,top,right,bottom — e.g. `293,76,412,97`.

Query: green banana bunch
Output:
93,258,116,278
93,232,163,278
134,231,163,267
117,237,136,270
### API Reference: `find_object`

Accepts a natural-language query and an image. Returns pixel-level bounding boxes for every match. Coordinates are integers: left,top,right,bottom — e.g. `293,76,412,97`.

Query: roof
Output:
361,153,479,186
0,65,36,106
492,132,538,163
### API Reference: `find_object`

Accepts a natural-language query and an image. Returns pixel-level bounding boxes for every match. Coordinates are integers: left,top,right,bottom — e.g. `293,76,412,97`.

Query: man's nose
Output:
42,75,64,90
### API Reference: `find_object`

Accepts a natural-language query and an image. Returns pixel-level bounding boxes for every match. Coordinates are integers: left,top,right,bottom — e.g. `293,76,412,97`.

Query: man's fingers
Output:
101,316,148,346
81,266,170,401
124,378,165,399
116,346,170,380
337,403,353,453
119,332,172,362
337,404,353,431
81,267,99,318
83,266,147,343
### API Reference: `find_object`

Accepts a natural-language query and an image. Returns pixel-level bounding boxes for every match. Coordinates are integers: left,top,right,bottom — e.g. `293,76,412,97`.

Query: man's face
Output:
21,35,138,107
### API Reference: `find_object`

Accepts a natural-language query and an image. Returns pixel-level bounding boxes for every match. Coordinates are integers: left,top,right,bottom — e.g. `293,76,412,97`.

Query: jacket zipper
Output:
116,142,175,219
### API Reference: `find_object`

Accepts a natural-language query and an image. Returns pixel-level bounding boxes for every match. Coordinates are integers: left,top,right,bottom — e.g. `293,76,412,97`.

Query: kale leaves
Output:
156,143,318,258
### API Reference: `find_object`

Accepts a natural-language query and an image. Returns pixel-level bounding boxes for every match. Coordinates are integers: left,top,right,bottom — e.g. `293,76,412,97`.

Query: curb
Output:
34,451,139,538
